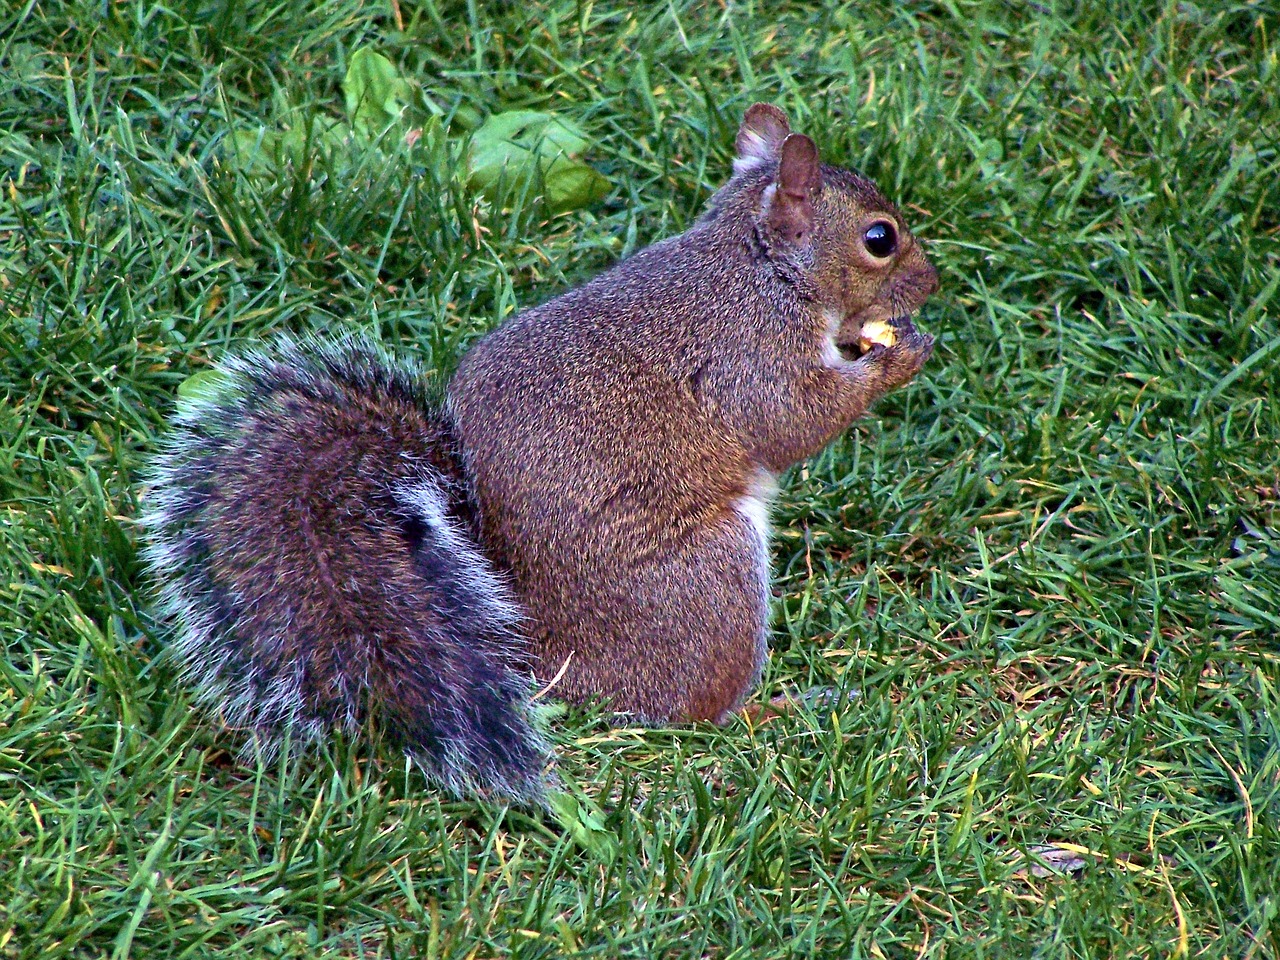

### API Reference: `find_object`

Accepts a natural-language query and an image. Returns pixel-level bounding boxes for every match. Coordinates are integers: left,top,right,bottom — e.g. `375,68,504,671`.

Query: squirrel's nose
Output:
917,259,940,298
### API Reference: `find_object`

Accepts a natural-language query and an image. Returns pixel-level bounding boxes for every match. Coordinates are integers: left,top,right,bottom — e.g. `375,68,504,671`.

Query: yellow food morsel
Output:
858,320,897,353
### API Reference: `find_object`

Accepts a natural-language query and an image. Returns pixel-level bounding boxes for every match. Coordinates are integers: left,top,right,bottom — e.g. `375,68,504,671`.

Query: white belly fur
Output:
733,470,778,619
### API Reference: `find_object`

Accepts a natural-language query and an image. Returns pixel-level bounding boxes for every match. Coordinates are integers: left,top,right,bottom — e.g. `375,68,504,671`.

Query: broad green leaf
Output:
546,786,618,863
543,157,611,213
227,128,281,174
176,369,232,403
343,48,414,139
225,49,428,176
471,110,589,161
468,110,609,212
227,118,350,174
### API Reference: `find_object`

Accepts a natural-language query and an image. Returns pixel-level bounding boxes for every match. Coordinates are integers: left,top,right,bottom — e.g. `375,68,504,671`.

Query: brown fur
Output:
449,105,937,723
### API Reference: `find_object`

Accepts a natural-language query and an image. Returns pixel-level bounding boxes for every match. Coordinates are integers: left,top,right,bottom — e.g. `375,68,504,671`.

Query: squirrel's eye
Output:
863,221,897,259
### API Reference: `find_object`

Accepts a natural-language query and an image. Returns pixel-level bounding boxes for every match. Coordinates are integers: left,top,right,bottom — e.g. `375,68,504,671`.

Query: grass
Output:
2,0,1278,956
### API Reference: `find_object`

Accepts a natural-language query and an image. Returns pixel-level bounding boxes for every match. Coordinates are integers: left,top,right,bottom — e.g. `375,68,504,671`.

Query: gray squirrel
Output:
142,104,938,802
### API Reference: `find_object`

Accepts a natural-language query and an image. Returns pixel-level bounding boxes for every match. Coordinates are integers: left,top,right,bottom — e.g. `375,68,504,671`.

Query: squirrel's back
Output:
142,338,548,801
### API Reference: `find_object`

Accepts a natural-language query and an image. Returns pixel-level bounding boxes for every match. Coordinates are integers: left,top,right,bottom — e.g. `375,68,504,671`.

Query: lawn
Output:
2,1,1278,957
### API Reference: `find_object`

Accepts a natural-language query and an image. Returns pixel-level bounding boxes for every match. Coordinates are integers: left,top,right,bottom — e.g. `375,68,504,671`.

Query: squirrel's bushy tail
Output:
141,336,549,802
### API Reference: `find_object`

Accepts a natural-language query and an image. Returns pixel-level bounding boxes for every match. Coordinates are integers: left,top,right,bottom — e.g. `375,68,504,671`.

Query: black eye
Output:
863,221,897,259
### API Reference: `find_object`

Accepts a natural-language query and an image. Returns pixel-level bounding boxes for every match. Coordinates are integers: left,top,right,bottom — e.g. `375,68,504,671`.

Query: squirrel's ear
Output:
734,103,791,171
762,133,819,243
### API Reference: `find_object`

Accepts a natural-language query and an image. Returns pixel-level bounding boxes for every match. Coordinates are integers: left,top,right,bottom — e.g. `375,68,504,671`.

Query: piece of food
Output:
858,319,897,354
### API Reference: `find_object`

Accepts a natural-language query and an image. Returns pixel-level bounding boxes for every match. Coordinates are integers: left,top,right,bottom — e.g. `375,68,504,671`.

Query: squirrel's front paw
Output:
858,321,934,391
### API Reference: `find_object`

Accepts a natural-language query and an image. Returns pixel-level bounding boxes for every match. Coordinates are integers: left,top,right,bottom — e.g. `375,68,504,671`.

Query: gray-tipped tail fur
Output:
141,336,550,803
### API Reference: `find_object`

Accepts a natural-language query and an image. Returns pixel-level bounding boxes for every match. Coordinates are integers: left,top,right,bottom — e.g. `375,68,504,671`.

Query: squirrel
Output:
142,104,938,803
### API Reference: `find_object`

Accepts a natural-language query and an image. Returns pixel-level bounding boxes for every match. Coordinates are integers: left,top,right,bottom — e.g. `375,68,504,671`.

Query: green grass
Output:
2,0,1278,957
